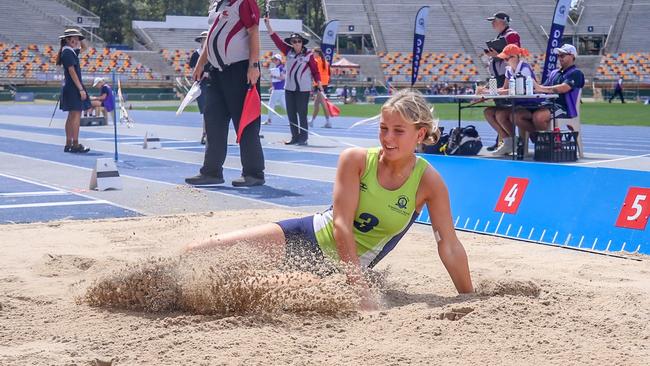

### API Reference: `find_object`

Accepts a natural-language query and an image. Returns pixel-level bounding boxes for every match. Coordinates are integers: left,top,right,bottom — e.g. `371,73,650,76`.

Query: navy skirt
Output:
60,85,92,112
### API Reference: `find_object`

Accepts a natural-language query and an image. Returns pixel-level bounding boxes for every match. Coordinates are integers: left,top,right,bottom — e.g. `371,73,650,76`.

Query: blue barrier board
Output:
416,155,650,254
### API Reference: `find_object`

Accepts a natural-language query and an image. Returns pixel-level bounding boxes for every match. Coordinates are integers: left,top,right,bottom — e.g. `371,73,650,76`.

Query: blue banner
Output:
411,6,429,86
541,0,572,83
321,20,340,66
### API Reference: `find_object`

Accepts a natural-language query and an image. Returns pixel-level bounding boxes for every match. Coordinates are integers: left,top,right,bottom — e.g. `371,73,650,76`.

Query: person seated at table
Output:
86,77,115,118
476,44,537,155
514,44,584,142
493,44,538,155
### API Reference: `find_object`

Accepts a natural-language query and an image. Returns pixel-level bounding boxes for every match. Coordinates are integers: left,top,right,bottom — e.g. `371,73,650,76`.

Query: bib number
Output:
354,212,379,233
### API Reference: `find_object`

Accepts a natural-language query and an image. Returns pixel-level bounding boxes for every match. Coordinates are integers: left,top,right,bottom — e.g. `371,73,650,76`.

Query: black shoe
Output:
486,136,500,152
70,144,90,153
284,139,298,145
296,140,308,146
185,174,225,185
200,133,206,145
64,145,72,152
231,175,265,187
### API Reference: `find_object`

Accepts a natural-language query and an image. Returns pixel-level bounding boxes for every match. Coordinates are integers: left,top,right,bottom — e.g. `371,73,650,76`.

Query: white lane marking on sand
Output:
0,191,67,197
0,200,111,209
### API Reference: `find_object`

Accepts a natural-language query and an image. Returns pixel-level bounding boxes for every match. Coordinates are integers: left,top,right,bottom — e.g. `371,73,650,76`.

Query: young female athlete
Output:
185,89,473,306
56,28,91,153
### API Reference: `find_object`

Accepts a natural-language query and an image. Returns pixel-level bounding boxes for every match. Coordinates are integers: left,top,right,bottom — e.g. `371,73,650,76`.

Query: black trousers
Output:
200,60,264,179
609,89,625,103
285,90,310,143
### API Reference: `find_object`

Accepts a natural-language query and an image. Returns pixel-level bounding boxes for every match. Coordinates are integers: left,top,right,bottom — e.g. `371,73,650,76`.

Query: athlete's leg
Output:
185,223,286,253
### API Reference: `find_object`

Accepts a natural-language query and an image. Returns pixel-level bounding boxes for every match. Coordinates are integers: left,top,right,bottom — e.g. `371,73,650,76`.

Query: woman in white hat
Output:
265,16,324,146
56,28,90,153
189,31,209,144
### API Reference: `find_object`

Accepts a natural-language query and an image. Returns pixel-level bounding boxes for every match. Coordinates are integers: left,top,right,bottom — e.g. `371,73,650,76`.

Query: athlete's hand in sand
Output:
359,286,378,311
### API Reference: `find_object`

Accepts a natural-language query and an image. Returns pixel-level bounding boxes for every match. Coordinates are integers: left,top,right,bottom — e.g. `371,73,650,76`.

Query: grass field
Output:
138,101,650,126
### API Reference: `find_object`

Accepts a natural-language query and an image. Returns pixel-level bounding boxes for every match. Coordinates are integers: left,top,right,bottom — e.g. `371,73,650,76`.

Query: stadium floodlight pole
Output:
112,70,118,162
411,6,429,88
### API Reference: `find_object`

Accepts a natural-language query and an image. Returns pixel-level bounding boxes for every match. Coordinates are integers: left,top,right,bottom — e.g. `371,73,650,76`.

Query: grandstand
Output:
1,0,650,94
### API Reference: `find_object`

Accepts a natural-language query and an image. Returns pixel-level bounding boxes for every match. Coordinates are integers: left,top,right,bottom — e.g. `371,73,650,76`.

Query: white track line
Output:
0,200,111,209
0,191,67,197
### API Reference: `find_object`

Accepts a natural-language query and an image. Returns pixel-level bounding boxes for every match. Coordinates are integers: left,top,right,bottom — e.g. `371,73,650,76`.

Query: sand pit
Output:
1,209,649,365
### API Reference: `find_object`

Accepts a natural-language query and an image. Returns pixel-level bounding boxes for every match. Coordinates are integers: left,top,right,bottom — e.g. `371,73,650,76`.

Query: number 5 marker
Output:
615,187,650,231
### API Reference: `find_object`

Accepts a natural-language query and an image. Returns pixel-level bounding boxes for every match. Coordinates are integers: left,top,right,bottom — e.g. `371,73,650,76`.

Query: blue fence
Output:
416,155,650,255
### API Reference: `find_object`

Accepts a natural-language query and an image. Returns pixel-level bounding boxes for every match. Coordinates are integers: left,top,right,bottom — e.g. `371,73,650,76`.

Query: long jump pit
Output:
0,208,648,365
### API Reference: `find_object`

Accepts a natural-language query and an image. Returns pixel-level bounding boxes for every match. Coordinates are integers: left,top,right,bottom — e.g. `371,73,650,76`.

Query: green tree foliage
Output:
70,0,325,45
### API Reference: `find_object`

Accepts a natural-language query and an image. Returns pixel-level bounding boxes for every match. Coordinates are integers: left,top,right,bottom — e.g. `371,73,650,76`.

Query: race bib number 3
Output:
615,187,650,231
495,177,529,214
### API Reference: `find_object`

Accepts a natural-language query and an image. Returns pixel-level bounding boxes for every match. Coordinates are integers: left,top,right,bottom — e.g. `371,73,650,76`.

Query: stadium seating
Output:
598,53,650,81
0,43,160,81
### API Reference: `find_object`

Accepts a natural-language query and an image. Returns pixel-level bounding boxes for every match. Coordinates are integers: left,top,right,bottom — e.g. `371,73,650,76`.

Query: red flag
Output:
323,97,340,117
237,85,261,143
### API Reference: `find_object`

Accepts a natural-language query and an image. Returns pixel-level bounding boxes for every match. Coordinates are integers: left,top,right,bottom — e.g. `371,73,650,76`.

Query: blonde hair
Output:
381,89,440,145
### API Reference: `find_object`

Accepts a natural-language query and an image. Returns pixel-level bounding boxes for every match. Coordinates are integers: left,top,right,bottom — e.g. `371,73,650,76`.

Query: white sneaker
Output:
308,119,314,128
493,137,515,155
262,120,271,125
323,120,332,128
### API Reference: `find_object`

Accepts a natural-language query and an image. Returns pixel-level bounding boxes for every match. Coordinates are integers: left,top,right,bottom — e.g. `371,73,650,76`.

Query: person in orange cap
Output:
487,44,539,155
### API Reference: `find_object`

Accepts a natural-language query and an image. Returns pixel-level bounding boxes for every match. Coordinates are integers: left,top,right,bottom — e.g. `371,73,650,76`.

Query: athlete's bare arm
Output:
332,148,366,282
420,166,474,294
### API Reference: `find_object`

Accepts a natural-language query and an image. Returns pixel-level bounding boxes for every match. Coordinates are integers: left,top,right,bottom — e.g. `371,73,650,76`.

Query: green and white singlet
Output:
313,147,428,268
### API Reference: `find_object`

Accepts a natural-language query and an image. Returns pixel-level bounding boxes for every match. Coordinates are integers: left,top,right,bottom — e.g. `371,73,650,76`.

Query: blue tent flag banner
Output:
541,0,572,83
321,20,340,66
411,6,429,86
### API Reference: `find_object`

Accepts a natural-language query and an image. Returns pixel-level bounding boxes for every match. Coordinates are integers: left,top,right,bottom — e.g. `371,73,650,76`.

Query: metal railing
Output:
54,0,100,19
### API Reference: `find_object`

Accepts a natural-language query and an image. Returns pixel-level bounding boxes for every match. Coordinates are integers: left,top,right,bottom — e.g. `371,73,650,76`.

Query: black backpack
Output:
445,125,483,155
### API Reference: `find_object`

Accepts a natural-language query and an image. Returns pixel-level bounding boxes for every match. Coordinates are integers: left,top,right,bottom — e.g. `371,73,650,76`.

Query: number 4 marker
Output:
495,177,529,214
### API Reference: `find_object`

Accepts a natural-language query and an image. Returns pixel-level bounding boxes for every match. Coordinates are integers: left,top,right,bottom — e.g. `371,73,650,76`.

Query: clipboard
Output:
486,38,507,53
